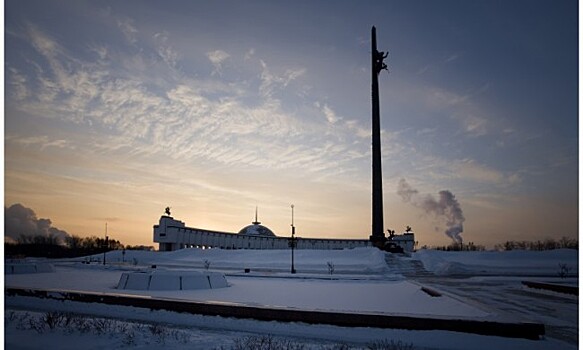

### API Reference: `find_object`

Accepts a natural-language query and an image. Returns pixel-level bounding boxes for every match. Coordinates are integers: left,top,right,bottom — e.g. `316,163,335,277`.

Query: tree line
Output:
493,237,578,251
420,242,486,252
6,234,154,259
421,236,578,252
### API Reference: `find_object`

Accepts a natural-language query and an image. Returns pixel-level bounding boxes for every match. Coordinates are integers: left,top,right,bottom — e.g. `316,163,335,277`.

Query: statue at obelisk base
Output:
369,26,389,249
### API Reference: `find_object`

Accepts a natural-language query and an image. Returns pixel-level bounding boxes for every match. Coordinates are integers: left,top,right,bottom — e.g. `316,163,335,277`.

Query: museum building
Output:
153,214,415,252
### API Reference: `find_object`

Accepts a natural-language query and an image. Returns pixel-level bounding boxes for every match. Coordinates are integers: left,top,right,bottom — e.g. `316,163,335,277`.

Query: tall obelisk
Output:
370,26,388,248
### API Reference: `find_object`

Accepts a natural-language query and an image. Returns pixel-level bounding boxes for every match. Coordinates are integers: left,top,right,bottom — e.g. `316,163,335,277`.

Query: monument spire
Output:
252,206,261,225
370,26,388,248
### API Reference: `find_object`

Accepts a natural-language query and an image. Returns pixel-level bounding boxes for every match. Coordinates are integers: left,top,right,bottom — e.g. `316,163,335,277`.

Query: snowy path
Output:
410,276,579,346
382,252,578,346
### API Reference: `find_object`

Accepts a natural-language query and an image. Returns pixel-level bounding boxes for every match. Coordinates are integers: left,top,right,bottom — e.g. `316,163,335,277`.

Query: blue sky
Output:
5,0,578,247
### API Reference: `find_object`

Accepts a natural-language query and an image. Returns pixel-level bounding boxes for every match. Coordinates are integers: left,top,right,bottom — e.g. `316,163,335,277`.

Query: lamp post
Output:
103,223,109,266
289,204,297,274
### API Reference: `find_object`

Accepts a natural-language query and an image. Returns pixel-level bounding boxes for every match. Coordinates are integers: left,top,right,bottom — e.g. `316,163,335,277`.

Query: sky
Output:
4,0,579,248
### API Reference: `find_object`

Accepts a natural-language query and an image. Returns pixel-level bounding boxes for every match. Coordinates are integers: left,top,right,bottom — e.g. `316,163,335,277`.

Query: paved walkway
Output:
385,253,578,346
5,287,545,339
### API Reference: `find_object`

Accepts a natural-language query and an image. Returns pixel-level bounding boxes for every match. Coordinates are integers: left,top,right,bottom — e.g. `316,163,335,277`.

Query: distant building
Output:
153,215,415,253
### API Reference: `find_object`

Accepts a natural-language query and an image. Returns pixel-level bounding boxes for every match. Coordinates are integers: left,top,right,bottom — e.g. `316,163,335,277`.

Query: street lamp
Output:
289,204,297,274
103,223,109,266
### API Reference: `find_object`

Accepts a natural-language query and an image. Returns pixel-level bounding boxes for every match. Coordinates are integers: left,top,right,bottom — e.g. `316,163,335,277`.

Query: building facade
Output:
153,215,415,252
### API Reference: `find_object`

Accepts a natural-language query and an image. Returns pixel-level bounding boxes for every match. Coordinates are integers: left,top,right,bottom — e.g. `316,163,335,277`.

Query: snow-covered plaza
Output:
5,247,578,349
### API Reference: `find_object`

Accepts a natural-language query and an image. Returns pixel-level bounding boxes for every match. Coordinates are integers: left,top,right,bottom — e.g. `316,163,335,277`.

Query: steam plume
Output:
397,179,465,243
5,203,70,244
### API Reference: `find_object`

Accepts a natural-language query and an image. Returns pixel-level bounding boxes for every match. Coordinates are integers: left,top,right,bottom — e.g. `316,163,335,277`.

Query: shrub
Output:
367,340,415,350
558,263,571,279
327,261,335,275
226,335,306,350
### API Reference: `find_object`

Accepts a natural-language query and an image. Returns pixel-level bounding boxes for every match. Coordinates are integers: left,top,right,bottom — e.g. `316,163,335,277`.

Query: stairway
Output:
385,253,433,278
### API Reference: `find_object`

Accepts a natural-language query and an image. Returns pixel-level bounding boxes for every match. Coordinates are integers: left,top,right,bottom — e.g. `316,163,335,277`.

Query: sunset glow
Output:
5,0,578,247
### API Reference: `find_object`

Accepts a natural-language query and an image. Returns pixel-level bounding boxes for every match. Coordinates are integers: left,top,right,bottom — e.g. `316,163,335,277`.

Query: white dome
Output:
238,224,276,237
239,207,276,237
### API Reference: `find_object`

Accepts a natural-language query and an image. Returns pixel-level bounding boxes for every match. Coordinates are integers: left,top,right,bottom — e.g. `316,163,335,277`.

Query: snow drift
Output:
99,247,388,274
414,249,578,276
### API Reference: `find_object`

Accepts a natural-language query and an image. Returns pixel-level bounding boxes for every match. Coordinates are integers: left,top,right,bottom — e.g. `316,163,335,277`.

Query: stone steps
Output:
385,253,433,278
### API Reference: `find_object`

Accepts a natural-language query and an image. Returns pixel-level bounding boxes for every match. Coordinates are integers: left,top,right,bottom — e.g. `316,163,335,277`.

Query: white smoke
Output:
5,203,70,244
397,179,465,243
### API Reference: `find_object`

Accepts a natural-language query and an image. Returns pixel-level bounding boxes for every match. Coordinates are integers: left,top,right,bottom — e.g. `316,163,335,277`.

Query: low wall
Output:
5,263,55,275
6,287,545,340
117,270,228,290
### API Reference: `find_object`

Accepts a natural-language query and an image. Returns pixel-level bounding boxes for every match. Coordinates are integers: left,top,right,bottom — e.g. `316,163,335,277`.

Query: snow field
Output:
414,249,578,276
5,247,578,349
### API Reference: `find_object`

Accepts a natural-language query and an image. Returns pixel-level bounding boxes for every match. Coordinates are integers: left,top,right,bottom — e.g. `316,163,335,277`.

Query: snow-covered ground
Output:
5,247,579,349
414,249,578,277
75,246,391,275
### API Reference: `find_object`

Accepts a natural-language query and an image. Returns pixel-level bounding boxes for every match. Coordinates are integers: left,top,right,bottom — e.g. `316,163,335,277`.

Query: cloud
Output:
88,44,109,60
322,104,340,124
8,68,29,100
6,135,74,151
423,86,495,137
26,22,60,57
116,17,138,44
428,87,468,107
6,21,371,186
154,31,180,67
455,159,521,185
416,128,436,136
416,65,430,75
457,113,487,136
345,120,371,138
244,48,255,60
5,203,70,244
259,59,306,98
444,53,459,63
16,23,526,194
207,49,230,75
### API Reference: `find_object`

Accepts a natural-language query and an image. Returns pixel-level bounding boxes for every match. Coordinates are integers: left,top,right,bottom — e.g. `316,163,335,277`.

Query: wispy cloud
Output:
244,48,255,60
316,103,341,124
88,44,108,60
416,65,430,75
116,17,138,44
154,31,180,68
457,113,488,136
8,21,372,185
6,135,74,151
6,12,544,226
444,53,459,63
8,67,28,100
207,49,230,75
424,86,493,137
259,59,306,98
344,120,371,139
454,158,521,186
416,52,460,75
